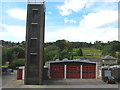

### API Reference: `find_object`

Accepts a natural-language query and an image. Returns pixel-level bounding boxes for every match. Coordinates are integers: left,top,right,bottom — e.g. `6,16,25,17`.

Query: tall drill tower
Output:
25,0,45,85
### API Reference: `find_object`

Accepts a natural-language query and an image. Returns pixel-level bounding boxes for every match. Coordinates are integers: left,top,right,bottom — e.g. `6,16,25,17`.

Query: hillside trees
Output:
2,40,120,63
2,47,25,67
44,45,60,61
54,40,73,60
2,48,8,65
102,41,120,57
93,41,104,50
53,40,73,51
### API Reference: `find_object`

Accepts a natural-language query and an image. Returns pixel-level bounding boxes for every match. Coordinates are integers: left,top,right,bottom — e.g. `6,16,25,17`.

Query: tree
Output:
101,41,120,57
11,58,25,68
2,47,25,64
44,45,60,61
93,41,104,50
59,49,68,60
108,41,120,52
2,48,8,65
54,39,72,51
117,52,120,59
102,45,116,57
77,48,83,56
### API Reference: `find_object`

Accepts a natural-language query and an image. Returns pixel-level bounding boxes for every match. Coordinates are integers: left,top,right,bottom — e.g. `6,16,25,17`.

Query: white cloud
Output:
1,9,118,43
45,9,118,43
0,24,26,42
7,8,27,21
45,26,118,43
98,0,119,2
58,0,118,16
2,0,119,3
58,0,87,16
80,10,118,28
64,18,76,24
48,11,52,14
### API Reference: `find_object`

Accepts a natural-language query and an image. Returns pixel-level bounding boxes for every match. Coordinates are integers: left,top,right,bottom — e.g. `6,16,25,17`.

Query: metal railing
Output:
28,0,45,4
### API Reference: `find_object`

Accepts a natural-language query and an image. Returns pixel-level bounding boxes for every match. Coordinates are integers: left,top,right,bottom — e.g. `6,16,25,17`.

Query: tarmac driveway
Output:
44,79,105,85
2,72,119,89
43,79,119,88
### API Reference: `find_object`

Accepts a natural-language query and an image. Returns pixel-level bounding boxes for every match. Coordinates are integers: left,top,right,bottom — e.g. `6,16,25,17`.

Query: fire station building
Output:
48,59,98,79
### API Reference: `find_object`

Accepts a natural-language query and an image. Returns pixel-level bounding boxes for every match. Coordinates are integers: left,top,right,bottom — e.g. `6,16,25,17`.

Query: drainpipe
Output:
96,62,98,79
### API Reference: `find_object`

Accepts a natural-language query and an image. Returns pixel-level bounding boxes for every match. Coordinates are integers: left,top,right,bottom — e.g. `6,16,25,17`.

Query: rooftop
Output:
49,59,97,64
101,55,118,60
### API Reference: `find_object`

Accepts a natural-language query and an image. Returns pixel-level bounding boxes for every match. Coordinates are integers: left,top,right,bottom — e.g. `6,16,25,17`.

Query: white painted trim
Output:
31,23,38,24
64,65,66,79
80,65,81,78
22,69,24,80
32,9,39,10
81,65,82,79
31,38,38,39
19,66,24,69
30,53,37,55
96,63,98,79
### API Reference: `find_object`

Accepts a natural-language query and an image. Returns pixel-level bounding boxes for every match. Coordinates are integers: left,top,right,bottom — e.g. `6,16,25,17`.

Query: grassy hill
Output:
72,48,102,59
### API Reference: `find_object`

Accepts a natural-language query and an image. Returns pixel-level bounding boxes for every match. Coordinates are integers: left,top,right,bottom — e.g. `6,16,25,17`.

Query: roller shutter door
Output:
66,65,80,78
82,65,96,78
50,64,96,79
50,64,64,78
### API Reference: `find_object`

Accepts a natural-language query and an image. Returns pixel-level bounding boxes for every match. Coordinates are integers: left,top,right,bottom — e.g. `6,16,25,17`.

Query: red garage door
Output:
82,65,96,78
18,69,23,80
66,65,80,78
50,64,64,78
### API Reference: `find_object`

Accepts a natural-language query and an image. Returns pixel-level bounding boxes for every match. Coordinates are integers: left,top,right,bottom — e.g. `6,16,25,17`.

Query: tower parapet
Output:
28,0,44,4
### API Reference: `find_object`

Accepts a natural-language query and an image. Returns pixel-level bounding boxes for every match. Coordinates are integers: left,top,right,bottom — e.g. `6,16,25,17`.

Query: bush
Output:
11,58,25,68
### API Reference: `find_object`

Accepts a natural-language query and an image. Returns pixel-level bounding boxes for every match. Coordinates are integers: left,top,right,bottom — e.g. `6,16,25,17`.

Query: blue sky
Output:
0,0,119,43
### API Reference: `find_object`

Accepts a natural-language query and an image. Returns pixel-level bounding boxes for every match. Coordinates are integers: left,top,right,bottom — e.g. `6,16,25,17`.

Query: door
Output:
50,64,64,78
18,69,23,80
82,65,96,78
66,65,80,78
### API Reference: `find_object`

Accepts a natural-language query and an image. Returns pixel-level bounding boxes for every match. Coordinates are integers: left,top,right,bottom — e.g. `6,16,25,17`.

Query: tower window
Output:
32,9,38,17
30,39,37,53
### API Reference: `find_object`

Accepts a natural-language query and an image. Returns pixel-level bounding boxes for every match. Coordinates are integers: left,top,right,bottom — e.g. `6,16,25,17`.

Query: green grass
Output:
82,48,102,56
72,48,102,59
1,64,9,68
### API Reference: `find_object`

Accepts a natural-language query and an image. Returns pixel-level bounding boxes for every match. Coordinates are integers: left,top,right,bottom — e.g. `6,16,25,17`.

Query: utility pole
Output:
25,0,45,85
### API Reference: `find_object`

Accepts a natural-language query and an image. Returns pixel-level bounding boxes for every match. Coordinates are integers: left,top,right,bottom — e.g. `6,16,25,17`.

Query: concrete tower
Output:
25,0,45,85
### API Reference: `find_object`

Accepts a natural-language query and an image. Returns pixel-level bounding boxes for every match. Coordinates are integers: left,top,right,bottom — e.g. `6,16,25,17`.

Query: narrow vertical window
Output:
32,9,38,17
31,24,38,38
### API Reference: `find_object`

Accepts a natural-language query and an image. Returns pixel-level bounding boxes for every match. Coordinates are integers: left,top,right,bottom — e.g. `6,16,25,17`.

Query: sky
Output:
0,0,119,43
